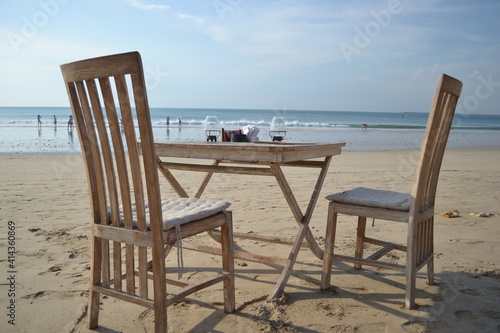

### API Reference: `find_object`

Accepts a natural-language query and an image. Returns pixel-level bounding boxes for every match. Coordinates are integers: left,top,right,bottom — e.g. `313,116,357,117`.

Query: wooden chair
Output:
320,74,462,309
60,52,235,332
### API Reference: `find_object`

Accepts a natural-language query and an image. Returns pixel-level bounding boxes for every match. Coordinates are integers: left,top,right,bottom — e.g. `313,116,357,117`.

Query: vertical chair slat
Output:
116,75,147,229
429,217,434,255
423,219,428,260
418,221,424,262
125,74,149,297
129,72,158,299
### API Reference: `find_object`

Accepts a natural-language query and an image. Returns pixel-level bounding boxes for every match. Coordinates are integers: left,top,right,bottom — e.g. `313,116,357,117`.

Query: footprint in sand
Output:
459,288,486,296
356,322,387,332
455,310,478,321
483,309,500,319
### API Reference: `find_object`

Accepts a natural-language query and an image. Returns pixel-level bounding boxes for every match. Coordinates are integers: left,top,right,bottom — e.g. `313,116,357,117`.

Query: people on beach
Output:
178,117,181,126
53,115,57,127
362,123,368,130
166,116,170,126
67,115,74,130
37,115,42,127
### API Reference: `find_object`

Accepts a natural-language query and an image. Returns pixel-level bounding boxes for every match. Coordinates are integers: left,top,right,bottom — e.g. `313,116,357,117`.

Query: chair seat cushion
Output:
326,187,411,211
125,197,231,230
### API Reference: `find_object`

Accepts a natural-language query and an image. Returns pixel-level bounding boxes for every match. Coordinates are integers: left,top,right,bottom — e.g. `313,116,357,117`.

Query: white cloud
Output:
177,14,204,24
412,66,424,79
176,13,231,43
126,0,169,11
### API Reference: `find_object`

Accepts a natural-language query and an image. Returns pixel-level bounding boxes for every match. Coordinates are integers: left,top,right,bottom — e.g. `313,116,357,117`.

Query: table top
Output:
150,141,346,163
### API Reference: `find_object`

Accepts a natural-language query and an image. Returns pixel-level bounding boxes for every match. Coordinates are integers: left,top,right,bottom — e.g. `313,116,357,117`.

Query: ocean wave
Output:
2,119,499,132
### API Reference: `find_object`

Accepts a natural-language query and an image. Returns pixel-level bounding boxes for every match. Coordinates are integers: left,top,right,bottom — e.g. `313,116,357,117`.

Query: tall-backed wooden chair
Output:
321,74,462,309
60,52,235,332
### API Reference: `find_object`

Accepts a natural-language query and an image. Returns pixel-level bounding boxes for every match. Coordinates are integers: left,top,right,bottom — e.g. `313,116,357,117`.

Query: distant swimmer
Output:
361,123,368,130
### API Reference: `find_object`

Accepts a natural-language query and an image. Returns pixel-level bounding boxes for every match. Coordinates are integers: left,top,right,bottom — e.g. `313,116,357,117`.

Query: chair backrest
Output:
60,52,163,237
411,74,462,214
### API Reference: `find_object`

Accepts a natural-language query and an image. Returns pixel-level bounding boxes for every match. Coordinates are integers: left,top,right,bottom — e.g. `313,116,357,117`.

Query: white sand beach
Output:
1,148,499,332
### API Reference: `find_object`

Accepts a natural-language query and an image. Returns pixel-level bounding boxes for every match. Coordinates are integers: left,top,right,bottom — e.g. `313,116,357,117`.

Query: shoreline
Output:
1,145,499,156
1,121,499,154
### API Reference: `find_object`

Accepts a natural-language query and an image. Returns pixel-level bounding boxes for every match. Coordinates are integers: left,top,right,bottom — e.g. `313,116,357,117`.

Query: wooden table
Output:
151,141,345,300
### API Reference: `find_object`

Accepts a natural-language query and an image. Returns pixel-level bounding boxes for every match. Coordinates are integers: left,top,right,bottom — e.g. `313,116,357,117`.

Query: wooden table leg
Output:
302,156,332,259
156,156,189,198
269,156,332,259
266,224,308,301
194,160,220,198
266,156,332,300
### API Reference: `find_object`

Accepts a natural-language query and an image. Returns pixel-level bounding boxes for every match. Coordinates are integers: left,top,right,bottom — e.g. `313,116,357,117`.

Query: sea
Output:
0,107,499,153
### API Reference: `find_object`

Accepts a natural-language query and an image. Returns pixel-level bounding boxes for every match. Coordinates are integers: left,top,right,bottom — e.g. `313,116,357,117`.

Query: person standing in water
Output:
53,115,57,127
68,115,74,130
37,115,42,127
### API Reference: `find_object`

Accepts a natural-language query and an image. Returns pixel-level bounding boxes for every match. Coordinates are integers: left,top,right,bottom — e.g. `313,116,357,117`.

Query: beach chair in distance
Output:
60,52,235,332
321,74,462,309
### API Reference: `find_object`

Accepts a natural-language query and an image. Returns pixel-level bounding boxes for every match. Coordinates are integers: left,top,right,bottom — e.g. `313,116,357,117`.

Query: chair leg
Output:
320,204,337,290
221,212,235,313
405,267,417,309
354,216,367,270
152,243,167,332
405,223,418,309
88,236,102,329
427,256,435,285
88,288,100,329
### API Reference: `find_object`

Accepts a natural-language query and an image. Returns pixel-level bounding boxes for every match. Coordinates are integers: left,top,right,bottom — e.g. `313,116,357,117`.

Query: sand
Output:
1,148,499,333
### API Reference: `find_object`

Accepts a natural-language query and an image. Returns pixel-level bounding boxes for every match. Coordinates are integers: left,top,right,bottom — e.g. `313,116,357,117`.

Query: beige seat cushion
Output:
123,197,231,230
326,187,411,211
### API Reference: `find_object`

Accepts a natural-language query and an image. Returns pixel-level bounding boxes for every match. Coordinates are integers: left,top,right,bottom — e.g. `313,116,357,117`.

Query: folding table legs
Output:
266,157,332,300
156,155,334,301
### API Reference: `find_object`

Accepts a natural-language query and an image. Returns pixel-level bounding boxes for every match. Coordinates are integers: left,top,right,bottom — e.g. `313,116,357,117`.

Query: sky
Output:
1,0,499,115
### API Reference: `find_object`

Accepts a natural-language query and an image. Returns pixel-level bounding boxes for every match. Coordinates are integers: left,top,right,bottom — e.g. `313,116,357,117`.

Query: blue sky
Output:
1,0,499,115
